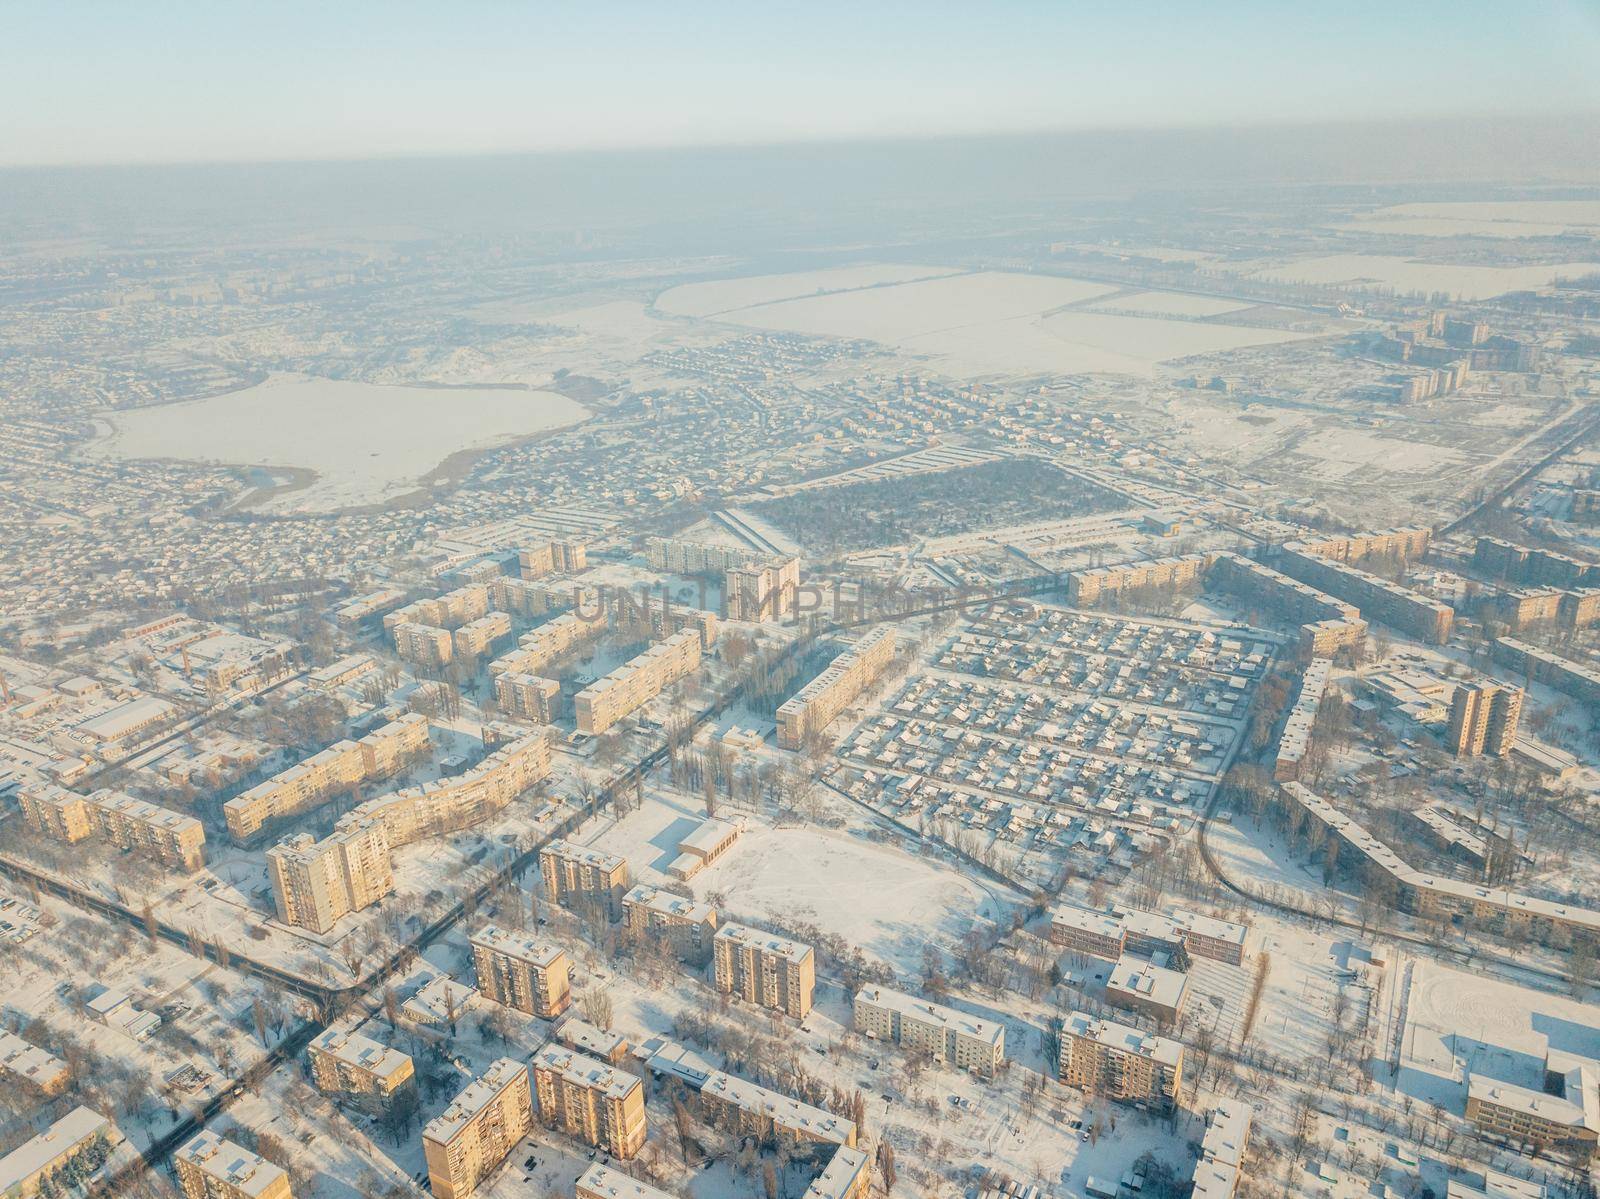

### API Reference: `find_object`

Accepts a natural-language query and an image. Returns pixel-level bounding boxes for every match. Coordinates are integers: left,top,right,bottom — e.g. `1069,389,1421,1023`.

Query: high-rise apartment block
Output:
574,629,701,734
1058,1011,1185,1111
423,1059,534,1199
469,925,572,1018
18,783,205,871
713,923,815,1018
1446,681,1523,757
621,884,720,964
853,985,1005,1077
267,819,394,934
519,539,587,578
452,613,513,661
174,1130,292,1199
540,841,632,920
725,557,801,622
530,1044,648,1160
307,1028,415,1113
777,627,895,749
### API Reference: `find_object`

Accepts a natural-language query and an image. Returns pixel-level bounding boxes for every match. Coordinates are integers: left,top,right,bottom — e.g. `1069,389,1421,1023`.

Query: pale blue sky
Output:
4,0,1599,166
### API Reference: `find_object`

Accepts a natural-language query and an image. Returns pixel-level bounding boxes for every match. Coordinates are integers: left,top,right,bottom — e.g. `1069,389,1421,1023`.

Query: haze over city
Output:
2,7,1600,1199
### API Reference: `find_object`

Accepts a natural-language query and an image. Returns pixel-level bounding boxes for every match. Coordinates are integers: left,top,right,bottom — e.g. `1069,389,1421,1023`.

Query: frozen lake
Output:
88,374,589,512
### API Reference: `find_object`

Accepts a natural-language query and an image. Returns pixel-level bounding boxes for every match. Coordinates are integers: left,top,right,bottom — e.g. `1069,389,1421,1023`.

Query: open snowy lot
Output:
1242,254,1600,300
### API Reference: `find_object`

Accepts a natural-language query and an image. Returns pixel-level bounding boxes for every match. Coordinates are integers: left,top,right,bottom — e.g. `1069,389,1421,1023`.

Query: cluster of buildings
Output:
1275,540,1452,645
267,730,550,933
776,627,895,749
1380,312,1541,374
224,712,431,841
1477,585,1600,632
18,782,206,870
1207,551,1368,658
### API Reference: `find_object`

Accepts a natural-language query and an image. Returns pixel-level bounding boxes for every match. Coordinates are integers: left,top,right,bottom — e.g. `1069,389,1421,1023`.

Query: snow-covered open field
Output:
1340,200,1600,239
692,268,1319,379
87,374,590,512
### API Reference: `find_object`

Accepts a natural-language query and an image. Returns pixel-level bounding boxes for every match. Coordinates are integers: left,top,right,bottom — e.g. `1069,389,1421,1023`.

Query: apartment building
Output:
306,1028,415,1113
423,1059,534,1199
541,841,632,920
519,538,587,578
1066,553,1211,606
494,672,561,723
801,1147,873,1199
713,923,815,1018
1105,957,1190,1022
491,576,580,618
469,925,572,1018
1058,1012,1185,1111
1274,657,1331,782
853,984,1005,1077
1445,681,1523,758
334,588,406,628
725,557,801,622
0,1030,69,1096
621,884,720,963
645,537,757,574
777,627,895,749
576,1164,676,1199
18,783,205,870
490,611,607,678
174,1130,292,1199
1473,538,1600,590
574,629,701,735
530,1044,648,1160
350,729,550,848
1191,1101,1253,1199
1050,901,1248,967
452,612,513,661
393,621,456,666
1493,638,1600,707
554,1014,629,1065
0,1107,112,1199
698,1070,857,1151
1481,588,1563,630
643,602,719,649
1297,527,1431,565
1277,544,1454,644
1205,551,1367,658
266,820,394,934
234,735,408,842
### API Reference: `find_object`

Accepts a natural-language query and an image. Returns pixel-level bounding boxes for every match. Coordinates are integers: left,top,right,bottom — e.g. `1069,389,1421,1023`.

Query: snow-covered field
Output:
654,264,962,318
692,268,1318,379
1340,200,1600,239
1243,254,1600,299
1085,290,1255,317
87,373,590,512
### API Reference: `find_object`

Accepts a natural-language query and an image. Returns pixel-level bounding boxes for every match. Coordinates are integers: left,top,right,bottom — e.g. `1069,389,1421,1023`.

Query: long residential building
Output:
1206,551,1367,658
490,611,607,678
698,1069,857,1151
541,841,632,920
17,783,205,870
713,923,815,1018
645,536,760,574
174,1130,292,1199
854,984,1005,1077
382,583,491,635
1066,553,1211,606
622,884,720,963
802,1147,872,1199
1050,901,1249,966
0,1106,113,1199
225,714,431,841
1277,781,1600,946
423,1059,534,1199
470,925,572,1018
1191,1101,1254,1199
530,1044,648,1160
1276,543,1454,644
1058,1011,1185,1110
777,627,896,749
1473,537,1600,589
1466,1051,1599,1154
574,629,701,734
1493,638,1600,707
307,1028,415,1113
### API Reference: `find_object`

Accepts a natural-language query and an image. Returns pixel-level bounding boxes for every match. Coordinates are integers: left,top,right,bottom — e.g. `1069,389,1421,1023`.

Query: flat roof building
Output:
541,841,631,921
174,1130,292,1199
1059,1011,1185,1111
854,984,1005,1077
306,1028,414,1113
622,884,720,964
423,1058,534,1199
0,1106,112,1199
714,923,815,1019
469,925,572,1019
531,1044,648,1160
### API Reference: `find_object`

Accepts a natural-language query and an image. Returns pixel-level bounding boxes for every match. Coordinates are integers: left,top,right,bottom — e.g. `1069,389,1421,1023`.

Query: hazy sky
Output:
6,0,1600,167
